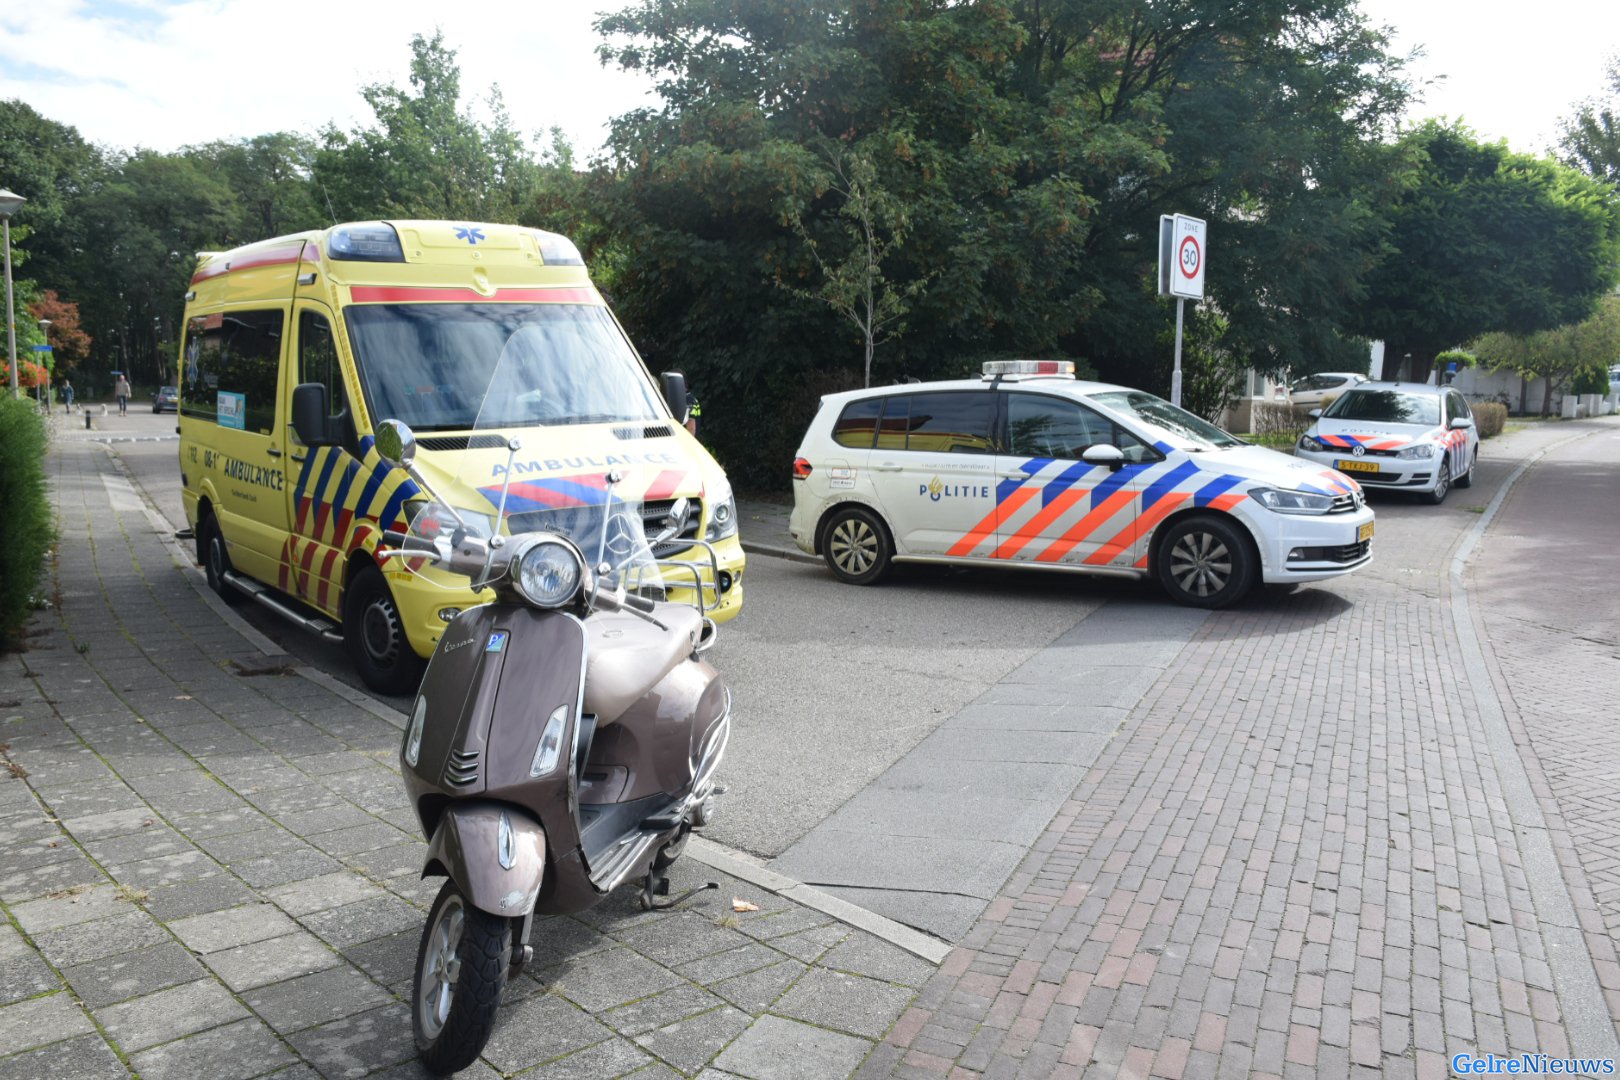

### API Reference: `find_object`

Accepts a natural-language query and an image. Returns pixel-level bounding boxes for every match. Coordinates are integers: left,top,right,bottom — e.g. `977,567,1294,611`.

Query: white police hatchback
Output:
1294,382,1479,505
790,362,1376,608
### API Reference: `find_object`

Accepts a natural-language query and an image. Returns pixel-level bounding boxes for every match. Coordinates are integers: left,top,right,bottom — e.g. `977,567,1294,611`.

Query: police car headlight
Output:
705,484,737,542
1298,434,1327,452
1251,486,1335,515
513,539,584,608
1396,443,1434,459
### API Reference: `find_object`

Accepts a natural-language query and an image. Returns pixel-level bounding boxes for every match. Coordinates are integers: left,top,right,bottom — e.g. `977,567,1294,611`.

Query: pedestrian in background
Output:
62,379,74,413
115,373,131,416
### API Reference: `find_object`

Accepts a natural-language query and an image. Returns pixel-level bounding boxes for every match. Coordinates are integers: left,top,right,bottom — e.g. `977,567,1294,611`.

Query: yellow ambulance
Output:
178,220,744,694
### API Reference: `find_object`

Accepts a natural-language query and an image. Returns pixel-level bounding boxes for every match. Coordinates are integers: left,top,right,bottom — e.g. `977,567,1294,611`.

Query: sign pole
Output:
1172,298,1185,408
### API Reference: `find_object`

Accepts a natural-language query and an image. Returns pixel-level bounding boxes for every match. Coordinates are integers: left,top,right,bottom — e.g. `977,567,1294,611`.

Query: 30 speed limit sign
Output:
1166,214,1206,299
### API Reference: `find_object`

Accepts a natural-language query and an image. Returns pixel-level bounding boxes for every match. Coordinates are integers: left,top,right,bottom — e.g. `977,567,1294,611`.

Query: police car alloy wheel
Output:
1455,448,1475,489
1424,457,1451,505
823,506,892,586
1155,515,1257,609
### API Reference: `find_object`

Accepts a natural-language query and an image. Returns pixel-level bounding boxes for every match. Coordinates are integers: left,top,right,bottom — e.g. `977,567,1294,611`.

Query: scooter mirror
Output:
375,419,418,471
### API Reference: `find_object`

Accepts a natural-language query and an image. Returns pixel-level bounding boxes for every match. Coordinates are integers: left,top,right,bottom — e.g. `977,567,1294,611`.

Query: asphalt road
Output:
82,408,1565,860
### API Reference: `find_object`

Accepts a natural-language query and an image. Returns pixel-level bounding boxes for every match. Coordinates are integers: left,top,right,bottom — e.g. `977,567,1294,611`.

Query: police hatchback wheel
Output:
822,506,892,586
1424,456,1451,505
1156,515,1256,609
345,565,425,695
1455,449,1475,489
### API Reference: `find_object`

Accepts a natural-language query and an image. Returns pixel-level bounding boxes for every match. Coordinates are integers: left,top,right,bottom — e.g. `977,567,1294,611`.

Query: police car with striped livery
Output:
790,361,1375,608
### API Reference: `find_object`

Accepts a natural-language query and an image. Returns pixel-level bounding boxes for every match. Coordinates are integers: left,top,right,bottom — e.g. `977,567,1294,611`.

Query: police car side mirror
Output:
1081,444,1126,472
292,383,340,447
1308,408,1323,419
660,370,689,423
1448,416,1473,430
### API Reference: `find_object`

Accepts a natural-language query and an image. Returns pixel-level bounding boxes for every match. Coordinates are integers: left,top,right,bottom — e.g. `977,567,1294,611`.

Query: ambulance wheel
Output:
1425,456,1452,505
822,506,892,585
1455,449,1475,489
200,514,245,607
345,565,425,696
1156,515,1256,609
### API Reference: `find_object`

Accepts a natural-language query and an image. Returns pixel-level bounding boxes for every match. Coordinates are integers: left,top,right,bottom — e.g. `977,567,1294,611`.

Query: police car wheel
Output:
1455,449,1475,489
200,515,245,607
1156,516,1256,609
1425,456,1451,505
345,565,425,696
822,507,892,586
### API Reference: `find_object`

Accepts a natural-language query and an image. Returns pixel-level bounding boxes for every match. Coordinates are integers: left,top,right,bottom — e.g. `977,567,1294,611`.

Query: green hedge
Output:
1474,401,1507,438
0,398,54,646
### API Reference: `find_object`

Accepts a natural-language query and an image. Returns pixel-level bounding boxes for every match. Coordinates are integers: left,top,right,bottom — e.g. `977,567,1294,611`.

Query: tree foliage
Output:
1472,296,1620,416
1560,55,1620,189
1349,121,1620,383
28,290,91,377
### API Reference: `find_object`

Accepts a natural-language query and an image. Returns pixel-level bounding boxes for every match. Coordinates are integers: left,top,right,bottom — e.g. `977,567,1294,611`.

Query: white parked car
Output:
790,361,1375,609
1294,382,1479,505
1288,372,1367,407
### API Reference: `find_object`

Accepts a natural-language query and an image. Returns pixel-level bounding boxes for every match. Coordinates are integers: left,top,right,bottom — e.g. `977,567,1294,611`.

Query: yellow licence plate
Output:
1336,459,1380,474
1358,521,1375,543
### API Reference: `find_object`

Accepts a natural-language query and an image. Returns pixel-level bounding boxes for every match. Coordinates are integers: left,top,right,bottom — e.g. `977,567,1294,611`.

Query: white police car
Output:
789,361,1376,608
1294,382,1479,505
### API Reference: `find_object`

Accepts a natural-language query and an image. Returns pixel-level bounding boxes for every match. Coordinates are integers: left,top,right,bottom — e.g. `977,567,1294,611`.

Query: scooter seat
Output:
583,605,703,726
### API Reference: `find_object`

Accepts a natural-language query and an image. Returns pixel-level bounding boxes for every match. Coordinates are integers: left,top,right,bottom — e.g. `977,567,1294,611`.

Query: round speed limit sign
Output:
1178,235,1201,279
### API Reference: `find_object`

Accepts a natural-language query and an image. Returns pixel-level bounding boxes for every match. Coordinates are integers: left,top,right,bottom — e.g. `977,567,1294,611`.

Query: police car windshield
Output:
1087,391,1242,450
345,303,664,432
1322,389,1439,426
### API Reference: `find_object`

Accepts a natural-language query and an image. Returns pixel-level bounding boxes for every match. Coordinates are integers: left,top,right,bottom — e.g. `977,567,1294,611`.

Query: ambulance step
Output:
222,571,345,644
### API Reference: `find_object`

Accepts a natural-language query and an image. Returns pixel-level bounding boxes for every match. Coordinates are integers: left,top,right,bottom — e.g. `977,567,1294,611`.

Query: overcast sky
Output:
1,0,1614,165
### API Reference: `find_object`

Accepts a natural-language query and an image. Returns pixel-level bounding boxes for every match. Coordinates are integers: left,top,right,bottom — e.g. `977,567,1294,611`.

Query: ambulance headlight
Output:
1396,443,1434,459
1250,487,1335,516
513,538,584,608
705,484,737,542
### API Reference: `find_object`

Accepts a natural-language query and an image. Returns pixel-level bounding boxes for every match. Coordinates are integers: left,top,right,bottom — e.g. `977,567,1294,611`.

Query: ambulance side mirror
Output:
291,383,340,447
660,371,689,423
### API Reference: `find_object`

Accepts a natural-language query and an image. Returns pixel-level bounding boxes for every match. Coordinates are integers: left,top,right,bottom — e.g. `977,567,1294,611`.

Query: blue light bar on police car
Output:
329,223,405,263
982,360,1076,379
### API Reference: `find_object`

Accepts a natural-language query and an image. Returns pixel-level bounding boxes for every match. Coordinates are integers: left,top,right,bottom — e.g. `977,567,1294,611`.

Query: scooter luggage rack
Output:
627,539,724,615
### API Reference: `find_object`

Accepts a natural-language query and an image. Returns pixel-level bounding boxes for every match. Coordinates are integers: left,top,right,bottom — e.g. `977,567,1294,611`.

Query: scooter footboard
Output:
423,802,547,917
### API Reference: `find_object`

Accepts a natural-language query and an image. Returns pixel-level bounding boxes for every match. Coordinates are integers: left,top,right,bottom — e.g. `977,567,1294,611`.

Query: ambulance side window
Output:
297,311,355,452
180,310,283,434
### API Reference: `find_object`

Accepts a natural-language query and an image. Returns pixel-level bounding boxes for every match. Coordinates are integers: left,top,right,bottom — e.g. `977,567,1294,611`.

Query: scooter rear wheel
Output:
412,880,510,1075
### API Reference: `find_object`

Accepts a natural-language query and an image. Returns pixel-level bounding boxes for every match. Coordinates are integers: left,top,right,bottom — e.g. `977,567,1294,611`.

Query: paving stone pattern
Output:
873,421,1620,1079
0,441,933,1078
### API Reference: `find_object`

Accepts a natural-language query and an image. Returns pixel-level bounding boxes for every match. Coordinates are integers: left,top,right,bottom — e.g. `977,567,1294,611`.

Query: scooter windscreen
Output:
389,319,678,603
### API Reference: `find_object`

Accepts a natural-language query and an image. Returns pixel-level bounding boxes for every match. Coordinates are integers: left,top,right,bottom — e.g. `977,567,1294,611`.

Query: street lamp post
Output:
38,319,52,409
0,188,26,400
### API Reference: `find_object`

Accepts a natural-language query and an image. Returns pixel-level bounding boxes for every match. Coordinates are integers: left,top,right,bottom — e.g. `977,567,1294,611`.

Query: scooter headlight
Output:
513,539,583,608
403,695,427,767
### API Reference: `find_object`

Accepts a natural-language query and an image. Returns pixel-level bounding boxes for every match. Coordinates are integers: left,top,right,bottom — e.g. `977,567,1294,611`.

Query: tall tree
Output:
185,133,326,241
27,290,91,379
1560,55,1620,189
313,32,536,222
1473,296,1620,416
1350,121,1620,383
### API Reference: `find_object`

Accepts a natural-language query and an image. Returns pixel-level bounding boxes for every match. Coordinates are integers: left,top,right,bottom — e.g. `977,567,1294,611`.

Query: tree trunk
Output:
1541,379,1553,417
1519,373,1528,415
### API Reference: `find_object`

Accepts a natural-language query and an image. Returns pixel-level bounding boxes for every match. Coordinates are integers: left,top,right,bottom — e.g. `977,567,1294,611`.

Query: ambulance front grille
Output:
415,434,511,452
614,424,674,440
644,499,703,558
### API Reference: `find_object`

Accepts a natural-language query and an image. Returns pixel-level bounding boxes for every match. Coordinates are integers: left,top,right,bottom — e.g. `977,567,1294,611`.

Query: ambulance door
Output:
994,393,1151,568
182,308,294,583
283,302,361,617
868,390,998,557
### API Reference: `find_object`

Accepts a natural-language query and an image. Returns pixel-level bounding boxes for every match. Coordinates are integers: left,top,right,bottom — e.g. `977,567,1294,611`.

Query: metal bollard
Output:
85,410,93,430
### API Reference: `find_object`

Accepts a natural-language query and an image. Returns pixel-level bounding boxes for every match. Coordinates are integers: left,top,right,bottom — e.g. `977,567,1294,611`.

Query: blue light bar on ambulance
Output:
982,360,1076,379
328,223,405,263
532,230,584,266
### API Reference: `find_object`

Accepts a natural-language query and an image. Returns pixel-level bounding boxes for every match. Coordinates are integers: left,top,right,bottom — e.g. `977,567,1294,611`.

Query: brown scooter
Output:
369,421,730,1075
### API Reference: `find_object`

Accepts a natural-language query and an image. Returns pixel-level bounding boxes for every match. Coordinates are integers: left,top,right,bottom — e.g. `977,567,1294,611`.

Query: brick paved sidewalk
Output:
870,420,1620,1079
0,440,934,1079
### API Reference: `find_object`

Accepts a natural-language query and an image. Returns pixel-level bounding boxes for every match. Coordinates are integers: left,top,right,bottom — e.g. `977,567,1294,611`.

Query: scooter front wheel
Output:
412,880,510,1075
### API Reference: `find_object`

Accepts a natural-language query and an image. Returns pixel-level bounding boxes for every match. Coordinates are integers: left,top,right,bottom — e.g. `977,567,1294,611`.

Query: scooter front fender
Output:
423,802,547,918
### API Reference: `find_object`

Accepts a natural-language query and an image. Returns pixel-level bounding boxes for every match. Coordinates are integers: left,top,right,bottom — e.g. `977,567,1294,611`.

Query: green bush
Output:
1473,401,1507,438
1251,401,1315,440
0,397,54,646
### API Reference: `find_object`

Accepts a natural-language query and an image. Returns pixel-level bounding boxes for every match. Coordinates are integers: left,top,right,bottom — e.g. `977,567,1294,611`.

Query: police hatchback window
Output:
875,392,996,454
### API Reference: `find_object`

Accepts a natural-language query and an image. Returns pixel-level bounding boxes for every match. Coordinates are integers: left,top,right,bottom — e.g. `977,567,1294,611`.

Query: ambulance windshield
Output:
346,303,665,432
